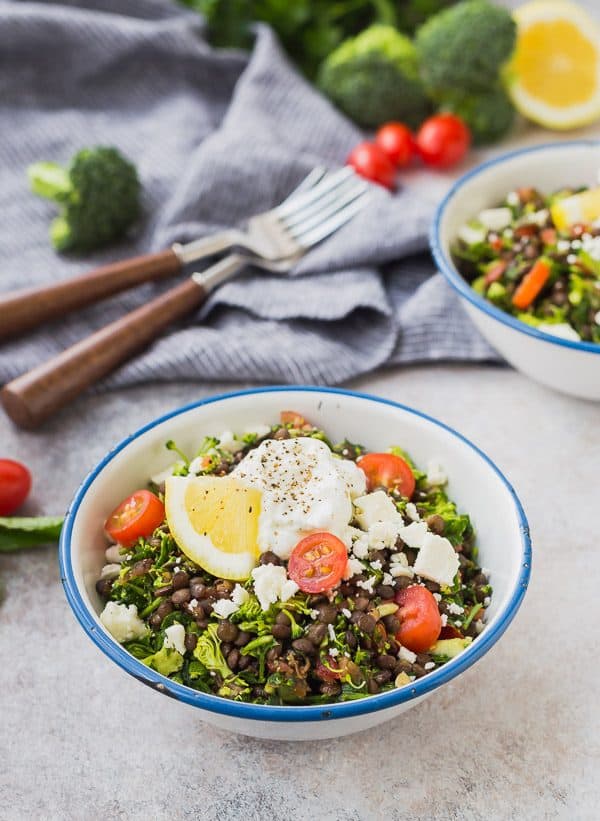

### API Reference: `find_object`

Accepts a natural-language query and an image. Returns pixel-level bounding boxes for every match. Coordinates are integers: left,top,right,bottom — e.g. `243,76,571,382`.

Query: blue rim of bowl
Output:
431,139,600,356
60,386,531,723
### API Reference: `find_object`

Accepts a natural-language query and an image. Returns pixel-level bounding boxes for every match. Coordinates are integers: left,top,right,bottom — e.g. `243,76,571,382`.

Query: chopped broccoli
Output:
415,1,516,96
28,146,141,253
439,86,515,145
317,24,431,129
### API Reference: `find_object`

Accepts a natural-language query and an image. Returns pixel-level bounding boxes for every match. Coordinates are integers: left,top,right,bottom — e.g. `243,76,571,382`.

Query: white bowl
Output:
431,140,600,400
60,387,531,740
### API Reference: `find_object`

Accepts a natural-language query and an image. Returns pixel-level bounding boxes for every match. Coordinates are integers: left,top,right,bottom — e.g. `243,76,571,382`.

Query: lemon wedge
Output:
506,0,600,129
165,475,261,580
550,187,600,229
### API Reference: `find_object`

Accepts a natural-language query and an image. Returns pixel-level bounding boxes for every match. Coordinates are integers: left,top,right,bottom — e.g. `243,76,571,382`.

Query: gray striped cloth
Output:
0,0,498,390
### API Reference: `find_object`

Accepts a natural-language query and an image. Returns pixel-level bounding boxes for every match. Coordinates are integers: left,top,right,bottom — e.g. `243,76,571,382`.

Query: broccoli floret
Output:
28,146,140,253
415,1,516,96
317,24,431,129
439,87,515,145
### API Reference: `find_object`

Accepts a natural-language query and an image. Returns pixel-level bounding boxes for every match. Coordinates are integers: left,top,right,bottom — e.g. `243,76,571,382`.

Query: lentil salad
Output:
452,185,600,344
95,413,491,706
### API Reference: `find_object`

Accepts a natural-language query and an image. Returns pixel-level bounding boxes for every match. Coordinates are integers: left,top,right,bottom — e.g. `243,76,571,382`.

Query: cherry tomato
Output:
415,114,470,169
280,410,307,427
347,141,397,189
104,489,165,546
375,122,415,167
357,452,415,499
288,531,348,593
394,586,442,653
0,459,31,515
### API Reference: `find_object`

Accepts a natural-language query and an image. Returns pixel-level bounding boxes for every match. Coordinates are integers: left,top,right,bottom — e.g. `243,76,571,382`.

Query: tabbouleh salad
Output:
95,412,491,706
452,185,600,344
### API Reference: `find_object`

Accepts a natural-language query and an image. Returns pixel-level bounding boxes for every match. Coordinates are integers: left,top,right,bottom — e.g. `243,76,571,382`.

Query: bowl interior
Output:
63,388,529,717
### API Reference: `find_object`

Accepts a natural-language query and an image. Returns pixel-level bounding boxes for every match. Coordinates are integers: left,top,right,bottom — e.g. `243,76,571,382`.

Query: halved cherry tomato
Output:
540,228,557,245
439,624,463,640
105,489,165,546
288,532,347,593
280,410,307,427
347,141,397,189
314,657,341,683
394,586,442,653
375,122,415,167
0,458,31,515
415,114,470,169
357,452,415,499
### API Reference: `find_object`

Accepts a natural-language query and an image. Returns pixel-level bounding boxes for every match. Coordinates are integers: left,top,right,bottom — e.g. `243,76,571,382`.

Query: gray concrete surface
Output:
1,366,598,820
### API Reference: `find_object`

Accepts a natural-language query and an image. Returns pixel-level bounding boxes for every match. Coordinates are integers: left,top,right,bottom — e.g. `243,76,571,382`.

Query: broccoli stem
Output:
28,162,72,202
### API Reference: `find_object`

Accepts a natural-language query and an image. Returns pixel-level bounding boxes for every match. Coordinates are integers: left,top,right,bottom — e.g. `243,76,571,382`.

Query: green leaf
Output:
0,516,64,552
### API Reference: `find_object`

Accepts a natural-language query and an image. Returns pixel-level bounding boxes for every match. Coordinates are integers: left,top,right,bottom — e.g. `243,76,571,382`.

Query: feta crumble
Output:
231,584,250,606
353,491,403,531
356,576,377,594
212,598,240,618
413,533,460,587
404,502,420,522
426,460,447,486
100,602,148,643
251,564,299,611
163,623,186,655
398,646,417,663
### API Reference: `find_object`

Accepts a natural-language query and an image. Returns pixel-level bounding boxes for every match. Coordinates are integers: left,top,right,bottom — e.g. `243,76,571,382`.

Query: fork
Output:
0,166,366,341
1,173,371,429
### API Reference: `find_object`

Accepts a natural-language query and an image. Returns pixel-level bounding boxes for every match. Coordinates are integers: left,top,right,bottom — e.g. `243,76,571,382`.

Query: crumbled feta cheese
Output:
344,557,365,579
390,565,414,579
341,608,351,619
244,424,271,439
556,239,571,253
404,502,420,522
478,207,512,232
369,559,383,571
163,623,186,655
483,596,491,607
454,620,462,627
382,572,393,587
506,191,519,206
433,592,442,602
352,535,370,560
212,598,240,618
251,564,299,611
594,310,600,326
327,624,336,642
503,228,513,239
356,576,377,594
104,545,125,564
368,520,399,549
397,521,428,549
441,614,448,627
335,457,367,500
566,254,578,265
447,602,465,615
353,491,403,531
150,462,182,485
537,322,580,341
426,460,447,486
413,533,460,587
231,584,250,606
524,208,549,227
424,661,435,671
458,222,486,245
571,238,582,250
188,456,208,475
390,552,409,567
398,646,417,663
582,234,600,261
481,567,490,577
189,598,198,608
218,430,245,453
100,563,121,581
475,620,485,633
173,565,185,574
309,609,319,620
100,602,148,643
329,647,340,657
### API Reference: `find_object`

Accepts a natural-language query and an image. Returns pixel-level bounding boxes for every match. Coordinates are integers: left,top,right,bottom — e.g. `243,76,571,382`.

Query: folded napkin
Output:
0,0,497,389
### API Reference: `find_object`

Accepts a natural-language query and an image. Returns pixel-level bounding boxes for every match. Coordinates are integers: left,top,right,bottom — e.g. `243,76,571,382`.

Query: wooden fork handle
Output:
1,277,206,429
0,248,182,341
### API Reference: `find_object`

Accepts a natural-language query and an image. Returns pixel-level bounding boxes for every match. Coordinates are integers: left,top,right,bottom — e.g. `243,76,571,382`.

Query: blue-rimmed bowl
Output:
60,386,531,740
431,140,600,400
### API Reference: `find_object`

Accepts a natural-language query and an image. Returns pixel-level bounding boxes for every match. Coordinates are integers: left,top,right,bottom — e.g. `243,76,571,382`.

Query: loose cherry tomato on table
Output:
375,122,415,167
0,459,32,515
288,531,347,593
415,113,470,169
394,586,442,653
347,141,397,190
104,489,165,546
357,452,416,499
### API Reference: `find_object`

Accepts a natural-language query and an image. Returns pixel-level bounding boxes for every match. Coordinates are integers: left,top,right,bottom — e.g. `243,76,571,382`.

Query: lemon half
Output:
165,475,261,580
506,0,600,129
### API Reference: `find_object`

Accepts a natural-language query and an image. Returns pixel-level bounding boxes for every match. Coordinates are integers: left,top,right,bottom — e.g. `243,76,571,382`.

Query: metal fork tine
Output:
294,189,372,248
274,167,354,219
284,166,327,200
283,177,369,235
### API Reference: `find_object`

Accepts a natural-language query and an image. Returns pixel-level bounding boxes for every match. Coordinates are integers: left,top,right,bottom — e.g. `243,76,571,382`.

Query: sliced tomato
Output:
280,410,307,427
357,452,416,499
394,586,442,653
105,489,165,546
439,624,463,640
0,459,31,516
314,656,341,683
288,532,347,593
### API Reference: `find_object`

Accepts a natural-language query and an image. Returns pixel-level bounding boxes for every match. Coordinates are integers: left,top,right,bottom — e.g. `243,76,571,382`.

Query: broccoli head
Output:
28,146,140,253
415,0,517,96
439,87,516,145
317,24,431,129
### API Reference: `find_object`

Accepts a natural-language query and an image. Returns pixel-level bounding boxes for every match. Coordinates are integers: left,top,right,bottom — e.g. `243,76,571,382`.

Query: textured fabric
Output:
0,0,498,390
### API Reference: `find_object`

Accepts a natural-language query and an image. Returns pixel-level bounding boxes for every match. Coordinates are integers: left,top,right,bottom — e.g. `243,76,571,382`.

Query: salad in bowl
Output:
95,411,490,706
